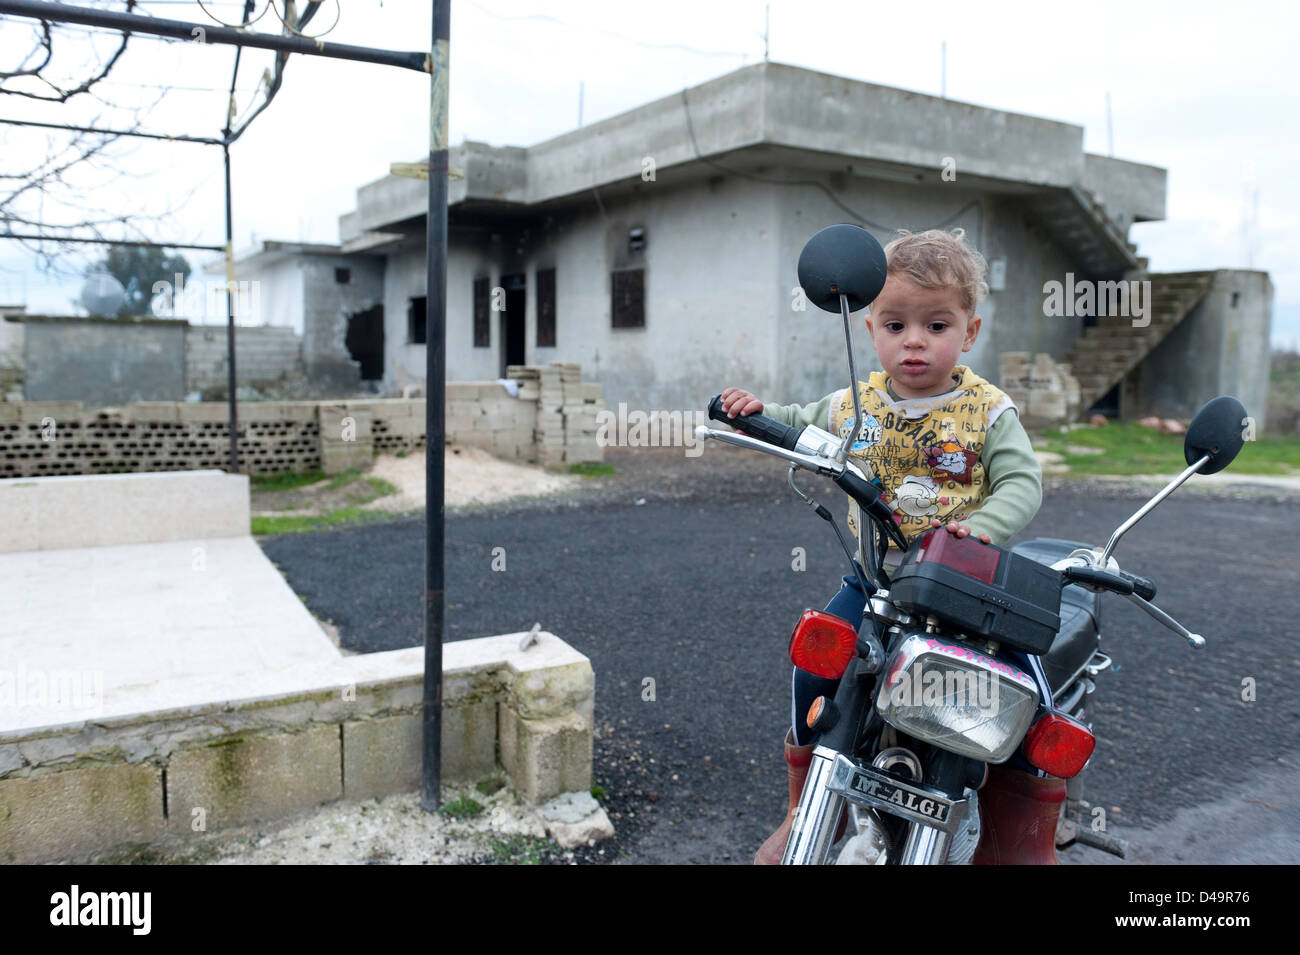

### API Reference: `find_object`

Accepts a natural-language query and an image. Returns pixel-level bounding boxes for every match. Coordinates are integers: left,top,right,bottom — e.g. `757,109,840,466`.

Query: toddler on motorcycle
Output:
717,227,1044,864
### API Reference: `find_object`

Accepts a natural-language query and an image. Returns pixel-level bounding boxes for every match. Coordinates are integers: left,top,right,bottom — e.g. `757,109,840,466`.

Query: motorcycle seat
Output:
1009,538,1101,695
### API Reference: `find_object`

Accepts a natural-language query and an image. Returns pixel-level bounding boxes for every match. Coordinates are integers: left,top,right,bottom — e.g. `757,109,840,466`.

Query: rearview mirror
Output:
796,224,888,314
1184,396,1248,475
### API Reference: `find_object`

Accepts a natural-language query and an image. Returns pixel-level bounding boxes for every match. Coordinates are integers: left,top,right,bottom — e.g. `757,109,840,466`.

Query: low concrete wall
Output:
0,632,595,864
10,317,307,405
0,362,604,478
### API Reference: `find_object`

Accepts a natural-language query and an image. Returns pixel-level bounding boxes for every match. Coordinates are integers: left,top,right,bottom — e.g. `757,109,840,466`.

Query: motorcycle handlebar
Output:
707,394,802,452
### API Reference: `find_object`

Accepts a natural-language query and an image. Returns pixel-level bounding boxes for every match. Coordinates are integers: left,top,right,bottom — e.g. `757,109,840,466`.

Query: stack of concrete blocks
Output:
1000,352,1080,429
561,367,603,465
317,403,372,473
531,365,568,468
507,362,604,468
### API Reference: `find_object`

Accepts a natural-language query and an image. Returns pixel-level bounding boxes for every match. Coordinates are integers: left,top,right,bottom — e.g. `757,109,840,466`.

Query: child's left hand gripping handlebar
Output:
706,393,803,451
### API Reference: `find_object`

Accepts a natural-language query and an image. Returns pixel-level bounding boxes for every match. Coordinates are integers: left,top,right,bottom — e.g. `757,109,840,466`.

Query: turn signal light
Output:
788,610,858,680
1023,711,1096,779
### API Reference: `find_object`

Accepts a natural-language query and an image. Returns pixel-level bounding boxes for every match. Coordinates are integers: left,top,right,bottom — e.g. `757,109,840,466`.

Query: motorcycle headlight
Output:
874,633,1040,763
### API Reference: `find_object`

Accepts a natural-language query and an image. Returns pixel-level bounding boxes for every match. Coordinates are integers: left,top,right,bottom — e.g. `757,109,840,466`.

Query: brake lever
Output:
1122,592,1206,649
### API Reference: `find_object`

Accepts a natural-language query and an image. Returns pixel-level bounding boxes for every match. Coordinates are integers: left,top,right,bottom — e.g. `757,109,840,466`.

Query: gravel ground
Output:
88,783,607,866
252,445,1300,864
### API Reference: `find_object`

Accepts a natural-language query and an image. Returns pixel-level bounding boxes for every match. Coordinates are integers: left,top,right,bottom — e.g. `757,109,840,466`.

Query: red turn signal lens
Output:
1024,711,1096,779
788,610,858,680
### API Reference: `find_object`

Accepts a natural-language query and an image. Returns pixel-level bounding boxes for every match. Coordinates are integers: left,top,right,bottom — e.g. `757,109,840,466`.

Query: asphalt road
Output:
259,450,1300,864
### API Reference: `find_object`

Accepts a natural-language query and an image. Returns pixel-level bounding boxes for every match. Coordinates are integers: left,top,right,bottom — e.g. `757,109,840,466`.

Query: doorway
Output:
345,304,385,381
500,272,526,376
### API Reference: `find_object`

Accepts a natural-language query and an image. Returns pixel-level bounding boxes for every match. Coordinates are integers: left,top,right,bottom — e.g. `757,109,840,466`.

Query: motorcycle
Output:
693,224,1248,865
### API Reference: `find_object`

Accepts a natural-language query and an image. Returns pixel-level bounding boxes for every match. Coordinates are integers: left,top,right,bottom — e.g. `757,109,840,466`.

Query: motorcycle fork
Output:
781,657,875,865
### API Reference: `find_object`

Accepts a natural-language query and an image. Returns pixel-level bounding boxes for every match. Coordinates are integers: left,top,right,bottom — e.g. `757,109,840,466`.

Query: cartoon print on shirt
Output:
892,474,951,519
838,412,883,453
923,440,978,484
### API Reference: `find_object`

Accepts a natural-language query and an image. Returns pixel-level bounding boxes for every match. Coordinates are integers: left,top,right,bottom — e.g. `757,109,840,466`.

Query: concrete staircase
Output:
1062,271,1216,412
1024,184,1141,278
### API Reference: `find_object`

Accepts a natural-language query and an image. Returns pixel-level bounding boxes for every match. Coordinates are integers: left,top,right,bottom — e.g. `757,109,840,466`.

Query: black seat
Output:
1009,538,1101,695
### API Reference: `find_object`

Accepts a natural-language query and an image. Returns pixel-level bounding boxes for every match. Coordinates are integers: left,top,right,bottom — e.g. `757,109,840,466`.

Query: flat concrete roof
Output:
339,61,1166,247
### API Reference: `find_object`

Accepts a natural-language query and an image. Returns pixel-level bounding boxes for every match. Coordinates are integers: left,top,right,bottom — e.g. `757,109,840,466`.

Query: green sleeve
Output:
962,411,1043,546
762,392,837,430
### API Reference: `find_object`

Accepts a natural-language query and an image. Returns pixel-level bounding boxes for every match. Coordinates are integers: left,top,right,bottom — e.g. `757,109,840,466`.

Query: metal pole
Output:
421,0,449,812
0,1,429,72
223,142,239,473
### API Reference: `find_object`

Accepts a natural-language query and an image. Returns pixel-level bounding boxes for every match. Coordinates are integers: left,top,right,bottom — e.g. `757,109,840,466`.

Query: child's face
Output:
865,275,980,399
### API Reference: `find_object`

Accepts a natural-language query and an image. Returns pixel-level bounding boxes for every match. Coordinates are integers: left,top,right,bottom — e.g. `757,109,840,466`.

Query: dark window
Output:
334,267,351,284
536,268,556,347
407,296,427,344
473,277,491,347
611,268,644,329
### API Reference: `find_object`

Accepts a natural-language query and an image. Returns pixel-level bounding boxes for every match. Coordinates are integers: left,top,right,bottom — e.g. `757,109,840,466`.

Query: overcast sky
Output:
2,0,1297,345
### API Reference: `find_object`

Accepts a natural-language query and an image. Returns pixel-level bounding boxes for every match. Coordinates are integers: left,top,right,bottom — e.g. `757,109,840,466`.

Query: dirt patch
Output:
364,446,581,512
250,447,586,520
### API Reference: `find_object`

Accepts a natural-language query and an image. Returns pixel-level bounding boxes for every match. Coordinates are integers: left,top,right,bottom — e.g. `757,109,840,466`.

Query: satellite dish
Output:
81,272,126,317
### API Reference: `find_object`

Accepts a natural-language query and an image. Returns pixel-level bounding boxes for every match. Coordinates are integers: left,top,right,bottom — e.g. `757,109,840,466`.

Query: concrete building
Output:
242,62,1274,424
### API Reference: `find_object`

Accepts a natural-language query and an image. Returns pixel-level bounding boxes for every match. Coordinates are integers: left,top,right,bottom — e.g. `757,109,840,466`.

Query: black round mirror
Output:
1184,395,1248,474
797,224,888,314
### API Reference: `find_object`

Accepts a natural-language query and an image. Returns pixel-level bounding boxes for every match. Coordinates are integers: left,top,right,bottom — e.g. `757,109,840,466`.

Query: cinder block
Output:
497,708,591,804
178,402,234,423
0,763,165,864
128,402,181,423
383,415,425,437
19,401,81,425
320,444,371,475
165,726,341,833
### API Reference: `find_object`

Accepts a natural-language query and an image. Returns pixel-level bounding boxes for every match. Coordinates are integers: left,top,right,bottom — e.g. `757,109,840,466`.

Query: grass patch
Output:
1039,422,1300,476
438,795,485,819
324,468,364,490
252,506,397,536
569,461,614,478
249,469,326,492
479,834,561,865
364,476,399,497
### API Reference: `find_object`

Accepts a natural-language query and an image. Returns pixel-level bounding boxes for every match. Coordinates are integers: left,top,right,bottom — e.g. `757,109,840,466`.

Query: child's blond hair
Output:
876,228,989,315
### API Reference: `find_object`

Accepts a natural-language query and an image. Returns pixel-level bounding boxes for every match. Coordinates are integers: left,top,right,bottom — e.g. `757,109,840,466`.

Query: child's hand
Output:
931,517,991,545
720,387,764,418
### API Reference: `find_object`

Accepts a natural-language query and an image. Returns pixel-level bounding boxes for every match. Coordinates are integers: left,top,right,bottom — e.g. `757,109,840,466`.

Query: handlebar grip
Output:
707,394,801,452
1119,571,1157,601
1062,566,1135,595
